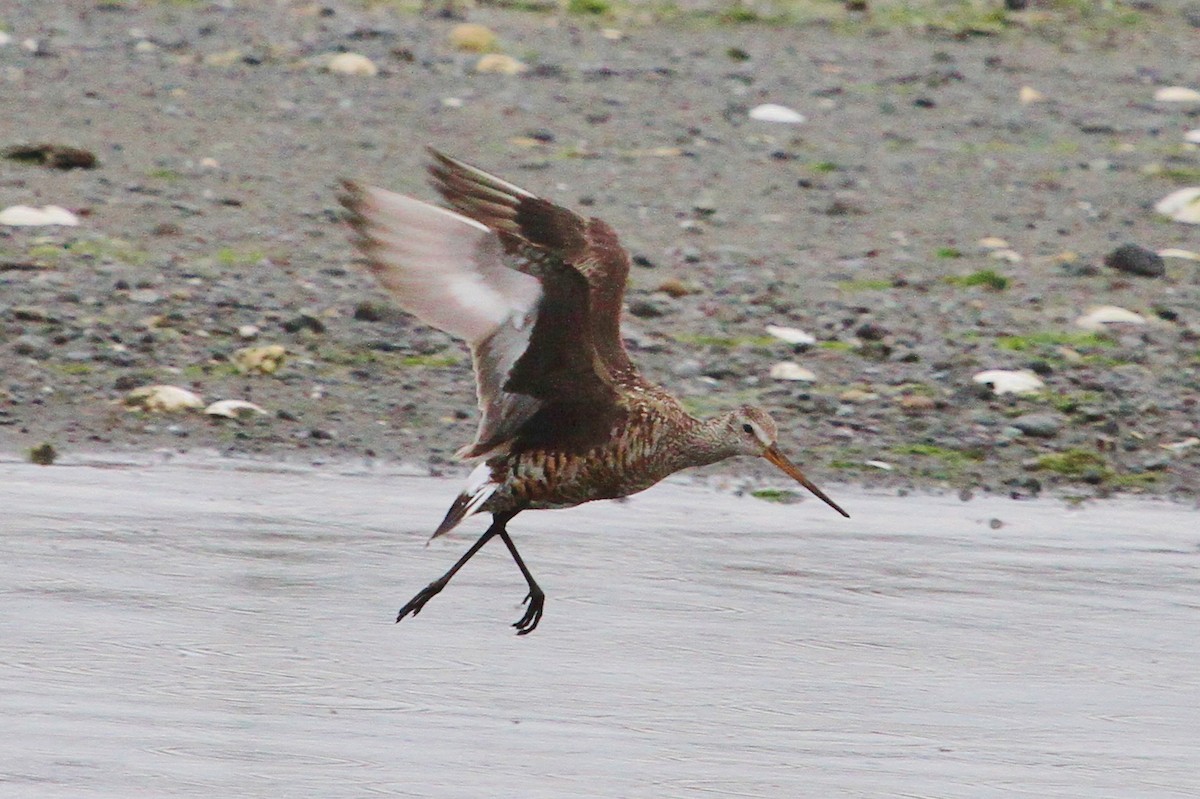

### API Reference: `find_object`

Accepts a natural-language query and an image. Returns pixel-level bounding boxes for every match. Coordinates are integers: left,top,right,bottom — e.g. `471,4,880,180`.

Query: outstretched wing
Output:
427,149,637,377
339,180,621,460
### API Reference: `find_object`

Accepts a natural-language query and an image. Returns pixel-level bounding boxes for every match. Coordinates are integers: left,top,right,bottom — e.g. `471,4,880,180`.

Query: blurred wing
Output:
428,149,636,376
340,180,619,460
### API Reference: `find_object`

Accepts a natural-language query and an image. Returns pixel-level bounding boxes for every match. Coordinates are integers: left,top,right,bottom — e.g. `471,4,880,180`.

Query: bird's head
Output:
721,405,849,518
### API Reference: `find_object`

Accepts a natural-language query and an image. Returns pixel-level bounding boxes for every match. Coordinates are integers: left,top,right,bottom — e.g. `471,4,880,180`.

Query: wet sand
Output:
4,457,1198,797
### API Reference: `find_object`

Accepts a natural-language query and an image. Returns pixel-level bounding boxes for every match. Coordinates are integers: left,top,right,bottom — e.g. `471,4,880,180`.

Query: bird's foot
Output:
396,578,447,623
513,587,545,636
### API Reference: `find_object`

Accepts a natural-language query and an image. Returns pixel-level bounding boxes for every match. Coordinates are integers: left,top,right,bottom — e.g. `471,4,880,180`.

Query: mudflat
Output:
2,1,1199,501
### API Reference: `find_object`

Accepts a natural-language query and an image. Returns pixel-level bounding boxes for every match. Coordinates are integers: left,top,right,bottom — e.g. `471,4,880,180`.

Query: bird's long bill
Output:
763,445,850,518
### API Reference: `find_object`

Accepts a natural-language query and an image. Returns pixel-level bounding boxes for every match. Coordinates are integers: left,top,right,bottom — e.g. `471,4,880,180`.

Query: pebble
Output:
1011,412,1062,438
233,344,287,374
13,334,51,359
748,104,805,124
1075,305,1146,331
769,362,816,382
0,204,80,226
205,399,267,419
1103,243,1164,277
283,313,325,334
765,325,816,346
1019,86,1046,104
1185,129,1200,144
627,296,675,318
449,23,496,53
1154,86,1200,102
124,385,204,413
327,52,378,77
898,395,936,413
972,369,1045,396
475,54,526,75
1154,187,1200,224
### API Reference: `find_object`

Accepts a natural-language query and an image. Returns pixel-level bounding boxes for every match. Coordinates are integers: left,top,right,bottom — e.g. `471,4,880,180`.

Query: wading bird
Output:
340,150,848,635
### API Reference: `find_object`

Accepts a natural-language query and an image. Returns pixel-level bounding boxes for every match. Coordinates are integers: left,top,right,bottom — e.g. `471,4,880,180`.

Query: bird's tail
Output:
430,462,499,540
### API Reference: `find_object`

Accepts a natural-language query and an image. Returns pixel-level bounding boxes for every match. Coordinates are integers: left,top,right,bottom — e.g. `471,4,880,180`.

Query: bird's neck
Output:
678,416,740,470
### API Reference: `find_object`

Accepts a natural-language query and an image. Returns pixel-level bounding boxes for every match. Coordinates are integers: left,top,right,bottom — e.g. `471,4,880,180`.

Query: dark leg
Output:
497,530,545,635
397,510,545,634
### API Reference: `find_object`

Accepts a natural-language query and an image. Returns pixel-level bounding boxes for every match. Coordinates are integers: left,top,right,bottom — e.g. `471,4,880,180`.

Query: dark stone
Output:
1103,243,1164,278
283,313,326,334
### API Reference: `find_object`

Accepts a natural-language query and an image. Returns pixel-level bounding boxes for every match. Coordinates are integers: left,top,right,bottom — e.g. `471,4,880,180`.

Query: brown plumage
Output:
339,149,848,635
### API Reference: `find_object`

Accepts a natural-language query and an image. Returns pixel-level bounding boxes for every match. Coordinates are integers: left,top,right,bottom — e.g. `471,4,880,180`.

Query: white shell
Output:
327,52,378,77
1154,86,1200,103
765,325,816,346
748,104,806,124
1158,248,1200,262
205,399,267,419
972,369,1045,396
769,362,816,382
1075,305,1146,331
125,385,204,412
1154,187,1200,224
0,205,80,227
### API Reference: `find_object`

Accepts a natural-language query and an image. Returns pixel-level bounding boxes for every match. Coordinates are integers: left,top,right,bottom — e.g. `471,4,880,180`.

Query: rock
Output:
1018,86,1045,104
627,296,674,318
0,204,80,226
205,399,267,419
12,334,51,359
124,385,204,413
475,54,526,75
1075,305,1146,331
1103,243,1165,277
449,23,496,52
1154,187,1200,224
765,325,816,346
769,362,816,382
839,388,878,403
748,104,805,124
1185,129,1200,144
898,395,936,413
1154,86,1200,102
237,324,260,340
978,236,1010,250
1158,248,1200,262
4,143,97,170
233,344,286,374
973,369,1045,396
283,313,325,334
1011,413,1062,438
327,52,378,77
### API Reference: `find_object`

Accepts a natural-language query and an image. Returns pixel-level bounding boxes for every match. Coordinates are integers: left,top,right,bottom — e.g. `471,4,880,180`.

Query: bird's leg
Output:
396,514,506,623
496,528,545,635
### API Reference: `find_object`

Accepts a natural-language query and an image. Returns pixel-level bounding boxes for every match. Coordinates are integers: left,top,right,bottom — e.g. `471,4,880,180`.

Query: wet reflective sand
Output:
3,457,1198,798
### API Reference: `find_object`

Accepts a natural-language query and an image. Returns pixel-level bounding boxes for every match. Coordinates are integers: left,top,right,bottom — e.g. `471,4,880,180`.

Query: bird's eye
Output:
741,423,754,434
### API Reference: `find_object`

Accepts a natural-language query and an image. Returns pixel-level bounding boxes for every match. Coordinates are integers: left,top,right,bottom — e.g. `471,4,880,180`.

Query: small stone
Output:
1019,86,1045,104
233,344,286,374
475,54,526,75
1103,243,1165,277
1154,86,1200,103
769,362,816,382
1011,413,1062,438
327,52,378,77
765,325,816,346
749,104,806,124
0,204,80,226
124,384,204,413
656,278,694,298
205,399,267,420
898,395,936,413
973,369,1045,396
1185,129,1200,144
978,236,1010,250
839,388,878,403
237,324,260,340
1154,187,1200,224
449,23,496,53
627,297,673,318
4,143,97,170
1075,305,1146,331
12,334,51,359
283,313,325,334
